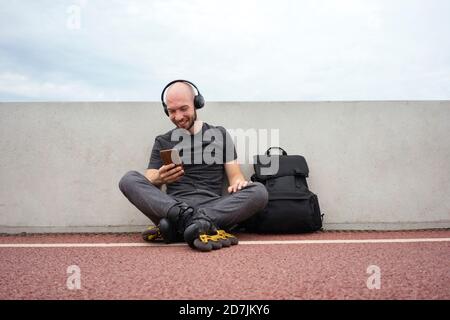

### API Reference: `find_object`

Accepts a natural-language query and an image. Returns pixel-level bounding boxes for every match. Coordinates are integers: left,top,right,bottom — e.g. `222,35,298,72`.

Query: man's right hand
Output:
157,164,184,184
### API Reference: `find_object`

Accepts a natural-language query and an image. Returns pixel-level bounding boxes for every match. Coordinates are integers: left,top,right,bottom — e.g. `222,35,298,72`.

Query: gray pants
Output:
118,171,268,230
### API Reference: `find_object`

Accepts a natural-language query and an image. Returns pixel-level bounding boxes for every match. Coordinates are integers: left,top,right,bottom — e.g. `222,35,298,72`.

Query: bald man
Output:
119,80,268,252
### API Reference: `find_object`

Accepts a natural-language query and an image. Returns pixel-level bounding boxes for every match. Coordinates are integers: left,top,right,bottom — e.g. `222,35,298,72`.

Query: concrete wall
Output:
1,101,449,233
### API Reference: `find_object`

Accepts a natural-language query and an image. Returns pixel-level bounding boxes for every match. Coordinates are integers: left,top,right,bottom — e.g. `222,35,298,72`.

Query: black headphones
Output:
160,79,205,116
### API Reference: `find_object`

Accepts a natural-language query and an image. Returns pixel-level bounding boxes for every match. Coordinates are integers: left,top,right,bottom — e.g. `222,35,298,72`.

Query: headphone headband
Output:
161,79,205,116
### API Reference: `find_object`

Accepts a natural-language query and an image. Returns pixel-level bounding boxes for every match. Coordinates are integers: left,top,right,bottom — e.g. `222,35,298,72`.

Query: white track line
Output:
0,238,449,248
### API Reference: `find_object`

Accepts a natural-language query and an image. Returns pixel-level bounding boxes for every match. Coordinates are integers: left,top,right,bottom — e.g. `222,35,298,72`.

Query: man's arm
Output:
224,160,251,193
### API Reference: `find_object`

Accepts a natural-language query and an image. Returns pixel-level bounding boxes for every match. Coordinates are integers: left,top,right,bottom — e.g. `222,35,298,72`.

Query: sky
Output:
0,0,449,102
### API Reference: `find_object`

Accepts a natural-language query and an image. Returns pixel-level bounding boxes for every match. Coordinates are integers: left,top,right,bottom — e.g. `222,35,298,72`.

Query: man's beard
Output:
179,109,197,131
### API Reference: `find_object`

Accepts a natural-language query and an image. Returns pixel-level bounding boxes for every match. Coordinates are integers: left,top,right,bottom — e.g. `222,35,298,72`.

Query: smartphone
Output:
160,149,183,167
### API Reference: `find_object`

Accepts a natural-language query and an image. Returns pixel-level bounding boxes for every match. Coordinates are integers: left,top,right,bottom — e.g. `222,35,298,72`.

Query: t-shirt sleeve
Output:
147,137,163,170
221,127,238,164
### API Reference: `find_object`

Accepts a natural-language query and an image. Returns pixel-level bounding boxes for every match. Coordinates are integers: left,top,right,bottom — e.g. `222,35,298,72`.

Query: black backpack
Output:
243,147,323,233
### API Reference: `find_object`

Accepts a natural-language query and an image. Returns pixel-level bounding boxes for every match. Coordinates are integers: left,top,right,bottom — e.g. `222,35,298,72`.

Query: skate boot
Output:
141,225,162,242
163,204,204,246
158,217,184,244
142,204,193,244
183,209,222,252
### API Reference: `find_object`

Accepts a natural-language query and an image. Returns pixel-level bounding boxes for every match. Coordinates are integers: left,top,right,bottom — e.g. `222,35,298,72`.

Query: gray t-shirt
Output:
148,122,237,198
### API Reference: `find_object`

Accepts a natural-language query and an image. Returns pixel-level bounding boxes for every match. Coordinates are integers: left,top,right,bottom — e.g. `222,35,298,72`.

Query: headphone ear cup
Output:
194,94,205,109
162,102,169,116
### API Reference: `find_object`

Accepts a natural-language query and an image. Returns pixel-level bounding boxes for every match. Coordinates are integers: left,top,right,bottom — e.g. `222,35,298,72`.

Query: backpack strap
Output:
266,147,287,156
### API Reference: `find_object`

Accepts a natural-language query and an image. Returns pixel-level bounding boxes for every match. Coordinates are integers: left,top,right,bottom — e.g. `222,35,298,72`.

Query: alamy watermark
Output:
66,265,81,290
66,1,88,30
170,127,280,174
66,5,81,30
366,265,381,290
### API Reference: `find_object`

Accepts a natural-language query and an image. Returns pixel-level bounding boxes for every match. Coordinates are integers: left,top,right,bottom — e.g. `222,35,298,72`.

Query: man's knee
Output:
118,170,143,194
248,182,269,209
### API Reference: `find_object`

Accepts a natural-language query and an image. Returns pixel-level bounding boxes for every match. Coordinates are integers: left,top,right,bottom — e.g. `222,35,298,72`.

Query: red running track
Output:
0,230,449,300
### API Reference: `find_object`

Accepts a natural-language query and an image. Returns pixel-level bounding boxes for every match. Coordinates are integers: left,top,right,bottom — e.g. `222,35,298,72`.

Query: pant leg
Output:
197,182,268,230
118,170,185,225
173,192,221,213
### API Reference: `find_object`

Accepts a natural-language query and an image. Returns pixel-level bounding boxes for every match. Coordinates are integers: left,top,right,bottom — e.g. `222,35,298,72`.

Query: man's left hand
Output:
227,179,252,194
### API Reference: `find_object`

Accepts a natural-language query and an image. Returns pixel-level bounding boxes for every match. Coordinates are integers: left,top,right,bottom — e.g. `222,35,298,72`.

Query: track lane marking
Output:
0,238,449,248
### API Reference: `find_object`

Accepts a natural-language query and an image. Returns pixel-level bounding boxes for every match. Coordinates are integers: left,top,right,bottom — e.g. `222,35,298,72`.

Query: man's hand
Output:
157,164,184,185
227,179,252,194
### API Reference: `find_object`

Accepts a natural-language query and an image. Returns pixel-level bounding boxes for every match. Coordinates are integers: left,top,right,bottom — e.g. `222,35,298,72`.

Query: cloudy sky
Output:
0,0,449,101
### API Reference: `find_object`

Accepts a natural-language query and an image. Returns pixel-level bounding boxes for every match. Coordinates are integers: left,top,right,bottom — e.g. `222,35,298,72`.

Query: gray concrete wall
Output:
0,101,449,233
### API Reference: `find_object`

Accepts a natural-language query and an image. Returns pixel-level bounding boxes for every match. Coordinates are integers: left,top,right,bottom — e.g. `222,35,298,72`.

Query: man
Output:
119,80,268,252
